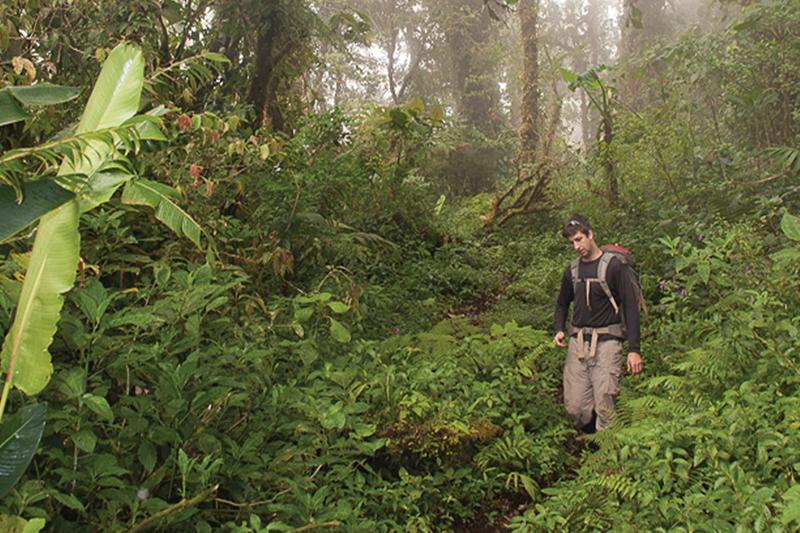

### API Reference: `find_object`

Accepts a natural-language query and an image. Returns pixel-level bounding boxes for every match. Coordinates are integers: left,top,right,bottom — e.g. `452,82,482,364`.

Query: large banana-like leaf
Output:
6,84,80,107
0,181,74,243
76,45,144,133
1,43,145,397
60,43,144,190
0,84,79,127
121,179,203,248
0,203,79,394
0,90,30,127
0,403,46,497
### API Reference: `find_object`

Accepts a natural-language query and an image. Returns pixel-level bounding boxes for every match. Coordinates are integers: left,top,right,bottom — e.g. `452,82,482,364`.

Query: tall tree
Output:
488,0,563,225
518,0,540,160
244,0,318,131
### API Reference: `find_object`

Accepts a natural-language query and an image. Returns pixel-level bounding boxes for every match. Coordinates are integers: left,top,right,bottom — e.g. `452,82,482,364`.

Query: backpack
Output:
570,244,647,336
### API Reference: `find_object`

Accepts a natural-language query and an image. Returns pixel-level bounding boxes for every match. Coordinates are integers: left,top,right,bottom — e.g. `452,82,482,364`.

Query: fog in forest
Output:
278,0,740,194
307,0,738,145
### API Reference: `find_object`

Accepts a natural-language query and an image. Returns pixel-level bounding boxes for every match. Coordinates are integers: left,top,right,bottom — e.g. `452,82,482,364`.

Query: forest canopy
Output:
0,0,799,531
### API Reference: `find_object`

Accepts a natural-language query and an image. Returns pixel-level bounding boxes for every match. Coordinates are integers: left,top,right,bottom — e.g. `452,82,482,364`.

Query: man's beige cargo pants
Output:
563,335,623,431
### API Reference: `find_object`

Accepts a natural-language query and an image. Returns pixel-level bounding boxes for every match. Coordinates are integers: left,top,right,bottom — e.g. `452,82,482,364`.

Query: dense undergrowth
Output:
1,0,800,531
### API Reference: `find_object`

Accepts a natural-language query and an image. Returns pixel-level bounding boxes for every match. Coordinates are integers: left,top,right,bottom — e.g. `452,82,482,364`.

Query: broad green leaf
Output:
59,368,86,399
51,491,85,511
559,68,578,84
77,170,135,213
781,485,800,524
83,394,114,422
294,307,314,322
0,181,75,242
0,403,46,497
0,90,31,127
0,515,46,533
329,318,351,343
121,179,203,248
1,202,79,395
520,474,539,499
72,430,96,453
697,262,710,284
60,43,144,193
353,423,376,438
202,52,231,64
138,441,157,473
327,301,349,314
7,84,79,106
128,114,167,141
177,448,190,477
319,403,346,430
733,18,757,32
295,292,332,304
76,43,144,133
23,518,46,533
781,212,800,241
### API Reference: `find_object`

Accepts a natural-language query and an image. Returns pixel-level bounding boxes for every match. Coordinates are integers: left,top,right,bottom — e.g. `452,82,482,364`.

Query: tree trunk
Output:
248,6,284,130
518,0,540,165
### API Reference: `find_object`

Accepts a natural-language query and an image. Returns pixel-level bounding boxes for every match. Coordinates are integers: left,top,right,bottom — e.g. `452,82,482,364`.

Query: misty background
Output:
272,0,743,195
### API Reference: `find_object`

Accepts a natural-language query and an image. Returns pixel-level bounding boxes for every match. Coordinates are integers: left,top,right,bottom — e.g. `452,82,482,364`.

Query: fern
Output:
763,146,800,176
587,473,643,501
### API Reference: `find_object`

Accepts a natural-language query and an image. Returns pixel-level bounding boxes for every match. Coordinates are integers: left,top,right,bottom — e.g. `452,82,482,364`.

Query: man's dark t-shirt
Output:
553,255,641,353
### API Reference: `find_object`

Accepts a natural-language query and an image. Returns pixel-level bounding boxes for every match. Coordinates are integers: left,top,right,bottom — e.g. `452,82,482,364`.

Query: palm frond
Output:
0,116,162,201
144,51,230,100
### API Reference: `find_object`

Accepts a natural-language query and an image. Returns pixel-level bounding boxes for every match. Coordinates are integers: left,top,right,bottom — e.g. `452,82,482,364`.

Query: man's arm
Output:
553,267,573,347
610,259,643,373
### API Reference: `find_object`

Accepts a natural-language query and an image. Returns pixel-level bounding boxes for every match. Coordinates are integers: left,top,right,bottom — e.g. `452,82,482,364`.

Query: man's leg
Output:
590,339,623,431
563,337,594,429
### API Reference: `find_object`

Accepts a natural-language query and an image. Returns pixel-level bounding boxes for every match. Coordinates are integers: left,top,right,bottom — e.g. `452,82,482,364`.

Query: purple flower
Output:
679,289,689,297
658,280,666,292
697,234,705,242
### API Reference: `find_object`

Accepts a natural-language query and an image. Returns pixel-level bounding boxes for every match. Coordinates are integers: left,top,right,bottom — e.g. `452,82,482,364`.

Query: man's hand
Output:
553,331,567,348
627,352,644,375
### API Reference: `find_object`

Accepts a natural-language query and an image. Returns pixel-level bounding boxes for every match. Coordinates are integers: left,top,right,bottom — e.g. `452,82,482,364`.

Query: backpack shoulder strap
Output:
570,258,581,294
596,253,619,315
597,252,613,284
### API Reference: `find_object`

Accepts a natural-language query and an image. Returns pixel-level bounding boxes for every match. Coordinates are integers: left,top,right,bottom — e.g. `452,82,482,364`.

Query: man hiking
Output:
553,214,644,432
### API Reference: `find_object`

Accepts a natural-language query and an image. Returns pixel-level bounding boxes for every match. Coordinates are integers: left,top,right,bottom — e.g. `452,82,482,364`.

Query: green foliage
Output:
0,181,74,243
0,201,79,396
0,84,79,127
121,179,204,249
0,403,46,497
